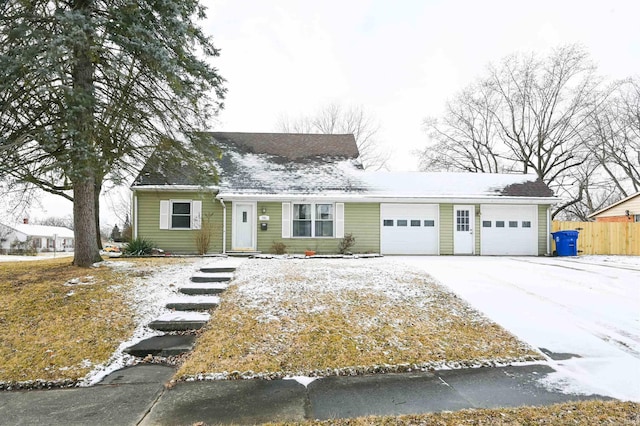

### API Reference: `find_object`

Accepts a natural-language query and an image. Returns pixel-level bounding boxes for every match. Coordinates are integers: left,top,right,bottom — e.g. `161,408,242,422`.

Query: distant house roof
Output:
132,132,555,201
587,192,640,218
4,223,74,239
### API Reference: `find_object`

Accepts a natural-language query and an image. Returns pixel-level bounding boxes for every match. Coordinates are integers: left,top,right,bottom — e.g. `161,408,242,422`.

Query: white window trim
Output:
289,202,338,238
159,199,202,230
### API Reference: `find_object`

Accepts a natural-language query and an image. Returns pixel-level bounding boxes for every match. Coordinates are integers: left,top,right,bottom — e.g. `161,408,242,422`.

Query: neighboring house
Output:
587,192,640,223
0,220,75,253
131,132,558,256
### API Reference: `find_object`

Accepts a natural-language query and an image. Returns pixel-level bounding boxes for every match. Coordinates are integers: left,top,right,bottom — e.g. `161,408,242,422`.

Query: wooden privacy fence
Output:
552,221,640,255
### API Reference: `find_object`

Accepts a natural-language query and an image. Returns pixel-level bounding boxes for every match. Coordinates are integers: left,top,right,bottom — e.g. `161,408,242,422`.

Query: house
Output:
131,132,558,256
0,219,75,253
587,192,640,223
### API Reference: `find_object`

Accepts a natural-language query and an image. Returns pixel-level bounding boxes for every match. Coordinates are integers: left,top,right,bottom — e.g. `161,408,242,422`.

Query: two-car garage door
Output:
381,204,439,254
380,203,539,255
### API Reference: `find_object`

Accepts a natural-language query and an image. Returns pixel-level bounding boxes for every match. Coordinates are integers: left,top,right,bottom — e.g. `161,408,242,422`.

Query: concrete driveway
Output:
396,256,640,401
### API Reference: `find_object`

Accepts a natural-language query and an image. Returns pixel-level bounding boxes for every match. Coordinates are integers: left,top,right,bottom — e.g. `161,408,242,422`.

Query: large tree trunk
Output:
71,0,101,267
73,176,102,266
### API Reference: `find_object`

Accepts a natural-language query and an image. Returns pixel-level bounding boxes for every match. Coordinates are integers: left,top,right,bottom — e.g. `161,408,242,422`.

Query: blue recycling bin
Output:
551,230,579,256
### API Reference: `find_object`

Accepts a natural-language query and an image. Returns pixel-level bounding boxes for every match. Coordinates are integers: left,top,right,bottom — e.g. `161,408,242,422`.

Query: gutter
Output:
215,193,562,205
219,197,227,254
547,205,552,255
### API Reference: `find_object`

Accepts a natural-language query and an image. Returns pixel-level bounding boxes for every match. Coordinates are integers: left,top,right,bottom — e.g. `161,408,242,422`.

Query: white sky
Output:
203,0,640,170
7,0,640,227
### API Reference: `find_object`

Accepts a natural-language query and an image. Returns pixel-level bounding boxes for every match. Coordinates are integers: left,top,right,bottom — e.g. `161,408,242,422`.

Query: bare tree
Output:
420,45,602,217
278,103,389,170
588,77,640,195
33,216,74,230
421,83,503,173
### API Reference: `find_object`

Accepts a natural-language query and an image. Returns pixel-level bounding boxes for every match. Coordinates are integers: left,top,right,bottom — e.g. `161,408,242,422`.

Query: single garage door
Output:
481,205,538,255
381,204,439,254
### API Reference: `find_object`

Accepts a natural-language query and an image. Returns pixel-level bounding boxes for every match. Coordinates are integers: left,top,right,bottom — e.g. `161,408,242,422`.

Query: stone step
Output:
179,282,229,295
165,295,220,311
191,272,234,283
148,311,211,331
200,264,237,273
124,335,196,357
226,251,261,257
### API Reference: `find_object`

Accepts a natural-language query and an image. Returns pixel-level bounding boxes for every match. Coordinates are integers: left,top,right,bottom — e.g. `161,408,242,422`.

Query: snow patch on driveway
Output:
394,256,640,401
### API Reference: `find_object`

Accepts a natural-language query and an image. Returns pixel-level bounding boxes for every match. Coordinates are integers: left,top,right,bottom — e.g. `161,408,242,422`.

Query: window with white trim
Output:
159,200,202,230
292,203,334,237
171,201,192,229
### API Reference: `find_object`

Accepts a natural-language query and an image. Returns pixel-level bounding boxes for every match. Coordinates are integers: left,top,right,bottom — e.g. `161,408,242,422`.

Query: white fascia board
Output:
131,185,219,192
216,192,560,205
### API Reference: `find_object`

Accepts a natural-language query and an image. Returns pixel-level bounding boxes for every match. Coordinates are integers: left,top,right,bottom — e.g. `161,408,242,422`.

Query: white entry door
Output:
233,203,255,250
453,205,475,254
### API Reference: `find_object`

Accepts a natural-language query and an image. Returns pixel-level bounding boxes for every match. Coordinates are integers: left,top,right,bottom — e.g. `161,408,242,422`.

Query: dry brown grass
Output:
0,256,188,384
0,257,133,383
178,259,540,379
265,400,640,425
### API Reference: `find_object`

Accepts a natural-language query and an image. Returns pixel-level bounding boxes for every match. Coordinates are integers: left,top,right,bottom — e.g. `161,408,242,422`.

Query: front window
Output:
293,203,334,237
315,204,334,237
171,201,191,229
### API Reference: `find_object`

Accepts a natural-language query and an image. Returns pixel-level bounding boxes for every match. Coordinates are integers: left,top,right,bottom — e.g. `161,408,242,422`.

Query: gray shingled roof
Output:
133,132,555,199
209,132,359,160
133,132,361,187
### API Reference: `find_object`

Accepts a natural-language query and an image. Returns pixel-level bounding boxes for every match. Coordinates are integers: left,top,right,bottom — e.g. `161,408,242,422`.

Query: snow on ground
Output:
79,257,223,386
393,255,640,402
0,252,74,262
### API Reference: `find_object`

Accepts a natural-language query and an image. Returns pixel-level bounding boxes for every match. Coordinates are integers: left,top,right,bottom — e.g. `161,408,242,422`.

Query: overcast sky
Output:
10,0,640,227
203,0,640,170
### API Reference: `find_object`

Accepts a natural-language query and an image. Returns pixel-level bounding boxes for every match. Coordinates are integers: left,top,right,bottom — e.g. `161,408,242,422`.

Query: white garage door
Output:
381,204,439,254
481,205,538,255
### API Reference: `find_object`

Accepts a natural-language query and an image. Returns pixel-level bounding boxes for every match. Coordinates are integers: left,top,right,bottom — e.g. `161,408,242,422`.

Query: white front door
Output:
233,203,255,250
453,205,475,254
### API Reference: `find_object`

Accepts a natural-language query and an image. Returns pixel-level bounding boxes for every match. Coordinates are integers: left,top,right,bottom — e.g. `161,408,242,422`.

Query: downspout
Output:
546,205,551,256
219,197,227,254
133,191,138,240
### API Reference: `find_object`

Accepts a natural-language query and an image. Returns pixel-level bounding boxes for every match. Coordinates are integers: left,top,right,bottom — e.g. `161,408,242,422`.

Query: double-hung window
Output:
292,203,334,237
171,201,191,229
159,200,202,230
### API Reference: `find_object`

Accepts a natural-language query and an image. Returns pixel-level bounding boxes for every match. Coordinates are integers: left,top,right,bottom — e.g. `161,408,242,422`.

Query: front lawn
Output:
178,258,541,380
0,256,191,387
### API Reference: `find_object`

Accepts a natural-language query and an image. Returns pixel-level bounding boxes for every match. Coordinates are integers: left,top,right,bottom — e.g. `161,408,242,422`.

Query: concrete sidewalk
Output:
0,363,607,425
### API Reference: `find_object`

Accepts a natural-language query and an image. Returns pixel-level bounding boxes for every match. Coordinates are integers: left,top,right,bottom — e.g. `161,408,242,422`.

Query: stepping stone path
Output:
125,259,240,358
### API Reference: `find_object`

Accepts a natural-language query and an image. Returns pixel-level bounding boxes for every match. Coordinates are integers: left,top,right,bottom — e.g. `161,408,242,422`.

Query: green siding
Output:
538,204,549,256
439,204,453,255
135,190,225,254
440,204,480,255
345,203,380,253
256,202,380,254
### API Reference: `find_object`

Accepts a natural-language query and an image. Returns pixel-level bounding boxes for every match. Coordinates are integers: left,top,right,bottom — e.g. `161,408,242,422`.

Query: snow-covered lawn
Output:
0,252,74,262
394,255,640,402
177,258,539,381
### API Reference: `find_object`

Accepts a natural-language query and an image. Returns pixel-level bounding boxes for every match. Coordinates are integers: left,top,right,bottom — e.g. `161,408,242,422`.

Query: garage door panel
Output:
381,204,439,255
481,205,537,255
